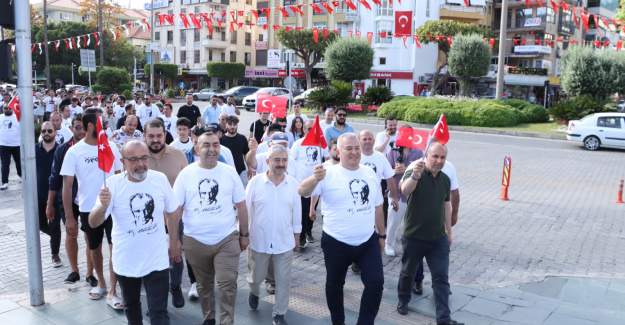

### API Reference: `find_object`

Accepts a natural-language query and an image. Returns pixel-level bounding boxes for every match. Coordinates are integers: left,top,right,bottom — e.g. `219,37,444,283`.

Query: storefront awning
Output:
504,74,547,87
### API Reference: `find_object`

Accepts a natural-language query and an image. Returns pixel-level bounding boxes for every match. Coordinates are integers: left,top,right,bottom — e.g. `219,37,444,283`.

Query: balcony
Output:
507,66,548,76
335,8,358,21
201,39,228,49
439,2,488,24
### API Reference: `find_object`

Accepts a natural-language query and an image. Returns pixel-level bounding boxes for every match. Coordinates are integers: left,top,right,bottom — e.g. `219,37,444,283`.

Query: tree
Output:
448,34,491,97
561,46,623,100
324,38,374,82
616,0,625,22
93,66,132,94
415,20,489,94
79,0,122,29
145,63,178,90
277,29,338,89
206,62,245,87
307,80,352,110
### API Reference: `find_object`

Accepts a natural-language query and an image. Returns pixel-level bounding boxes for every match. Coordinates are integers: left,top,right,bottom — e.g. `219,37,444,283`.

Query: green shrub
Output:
94,67,131,94
307,80,352,110
470,103,520,127
362,87,393,106
165,88,176,98
520,105,549,123
550,95,612,121
122,89,132,100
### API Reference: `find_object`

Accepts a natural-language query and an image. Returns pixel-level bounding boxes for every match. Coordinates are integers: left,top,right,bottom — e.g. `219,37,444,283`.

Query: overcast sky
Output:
30,0,145,10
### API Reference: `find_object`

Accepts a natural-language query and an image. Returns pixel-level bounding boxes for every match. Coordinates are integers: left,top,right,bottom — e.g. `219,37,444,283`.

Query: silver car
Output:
192,88,217,101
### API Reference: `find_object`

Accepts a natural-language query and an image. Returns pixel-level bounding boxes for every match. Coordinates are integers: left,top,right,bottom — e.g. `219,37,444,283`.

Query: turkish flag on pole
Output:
395,126,429,151
256,94,288,118
301,115,328,149
7,96,20,121
394,11,413,36
429,114,450,145
96,117,115,174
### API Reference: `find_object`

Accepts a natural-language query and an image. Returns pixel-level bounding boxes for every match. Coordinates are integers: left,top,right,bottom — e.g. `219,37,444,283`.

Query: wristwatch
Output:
410,172,420,181
377,233,387,239
239,232,249,238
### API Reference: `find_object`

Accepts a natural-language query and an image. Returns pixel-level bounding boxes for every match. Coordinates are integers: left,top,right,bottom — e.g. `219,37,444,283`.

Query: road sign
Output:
284,76,296,91
79,49,96,72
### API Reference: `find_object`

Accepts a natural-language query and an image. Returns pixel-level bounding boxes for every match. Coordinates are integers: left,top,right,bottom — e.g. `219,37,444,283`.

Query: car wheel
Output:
583,136,601,151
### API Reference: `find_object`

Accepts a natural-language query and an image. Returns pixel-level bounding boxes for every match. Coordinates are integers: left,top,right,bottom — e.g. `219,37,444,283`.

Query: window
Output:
155,31,160,41
194,6,201,14
379,57,386,65
221,29,227,41
221,52,226,62
209,49,213,61
194,29,200,42
258,34,264,41
181,50,187,64
167,30,173,44
597,117,622,128
194,50,200,63
256,50,267,65
180,30,186,44
60,12,72,21
230,51,237,62
231,31,238,44
245,32,251,46
375,21,393,44
377,0,392,16
244,52,251,65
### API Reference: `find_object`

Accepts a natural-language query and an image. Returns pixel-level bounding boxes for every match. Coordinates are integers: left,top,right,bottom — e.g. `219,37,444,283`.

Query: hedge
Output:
378,97,549,127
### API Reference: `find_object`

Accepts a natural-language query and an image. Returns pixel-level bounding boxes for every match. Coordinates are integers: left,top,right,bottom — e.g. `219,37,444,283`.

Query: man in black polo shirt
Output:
177,95,201,126
396,141,462,325
220,115,249,182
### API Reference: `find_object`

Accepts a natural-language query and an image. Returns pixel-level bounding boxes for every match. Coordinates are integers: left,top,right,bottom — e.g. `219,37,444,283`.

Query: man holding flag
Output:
60,112,124,307
0,96,21,190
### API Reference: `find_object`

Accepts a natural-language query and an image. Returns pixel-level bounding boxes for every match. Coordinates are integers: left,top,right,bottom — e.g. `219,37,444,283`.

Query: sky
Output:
30,0,145,10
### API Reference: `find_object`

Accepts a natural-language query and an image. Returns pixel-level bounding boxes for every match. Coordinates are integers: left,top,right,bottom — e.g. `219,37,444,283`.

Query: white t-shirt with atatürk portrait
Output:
312,164,383,246
99,170,179,277
173,162,245,245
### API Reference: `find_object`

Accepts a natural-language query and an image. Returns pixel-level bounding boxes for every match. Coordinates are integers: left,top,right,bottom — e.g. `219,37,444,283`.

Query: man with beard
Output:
0,101,20,190
323,108,354,145
60,112,124,306
144,118,188,308
245,144,301,325
40,112,72,145
201,96,223,126
177,94,202,126
90,140,180,325
137,95,161,126
47,115,97,285
220,115,249,182
298,133,386,325
35,122,63,267
172,131,249,325
374,117,398,154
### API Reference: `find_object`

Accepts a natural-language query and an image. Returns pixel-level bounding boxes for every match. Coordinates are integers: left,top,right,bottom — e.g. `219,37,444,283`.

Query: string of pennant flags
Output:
25,0,625,56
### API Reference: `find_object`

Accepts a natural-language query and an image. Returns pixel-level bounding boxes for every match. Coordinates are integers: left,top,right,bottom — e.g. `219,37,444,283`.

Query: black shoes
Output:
249,293,259,310
413,281,423,295
299,237,307,249
85,275,98,287
306,233,315,243
438,321,464,325
397,301,409,315
202,319,216,325
266,282,276,295
351,262,360,274
171,287,185,308
64,272,80,284
272,314,288,325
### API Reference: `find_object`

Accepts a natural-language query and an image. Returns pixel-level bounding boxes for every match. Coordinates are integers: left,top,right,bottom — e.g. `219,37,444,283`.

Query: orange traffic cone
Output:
617,179,624,204
500,185,509,201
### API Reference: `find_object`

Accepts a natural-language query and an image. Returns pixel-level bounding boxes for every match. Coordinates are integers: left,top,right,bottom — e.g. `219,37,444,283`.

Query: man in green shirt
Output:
396,141,462,325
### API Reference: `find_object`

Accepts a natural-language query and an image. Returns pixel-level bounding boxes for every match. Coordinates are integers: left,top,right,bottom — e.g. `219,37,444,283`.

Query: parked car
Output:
192,88,217,101
215,86,259,106
293,87,319,106
243,87,293,111
566,112,625,151
617,100,625,113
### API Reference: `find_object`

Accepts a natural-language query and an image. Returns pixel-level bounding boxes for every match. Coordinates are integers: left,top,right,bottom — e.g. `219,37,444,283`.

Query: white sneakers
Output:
0,183,7,190
384,246,396,257
188,282,199,300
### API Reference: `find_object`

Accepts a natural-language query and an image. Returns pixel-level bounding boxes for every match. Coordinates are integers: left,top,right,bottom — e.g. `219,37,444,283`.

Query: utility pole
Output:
43,0,51,89
495,0,508,99
149,0,155,95
15,0,45,306
98,0,104,67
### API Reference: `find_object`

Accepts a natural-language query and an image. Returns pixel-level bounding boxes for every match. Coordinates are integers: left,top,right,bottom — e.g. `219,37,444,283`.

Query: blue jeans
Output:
321,232,384,325
117,269,170,325
397,236,450,324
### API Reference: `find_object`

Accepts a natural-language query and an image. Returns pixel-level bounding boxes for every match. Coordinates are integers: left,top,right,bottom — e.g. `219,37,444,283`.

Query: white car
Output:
243,87,293,111
293,87,319,105
566,112,625,150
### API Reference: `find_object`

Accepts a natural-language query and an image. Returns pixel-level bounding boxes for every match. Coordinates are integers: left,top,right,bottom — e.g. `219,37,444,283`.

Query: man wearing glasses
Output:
323,108,354,145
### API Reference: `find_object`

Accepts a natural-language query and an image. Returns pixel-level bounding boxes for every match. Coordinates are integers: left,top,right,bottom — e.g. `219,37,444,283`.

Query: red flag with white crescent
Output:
7,96,20,121
301,116,328,149
96,117,115,173
256,94,288,118
396,127,429,151
429,114,450,145
394,11,412,36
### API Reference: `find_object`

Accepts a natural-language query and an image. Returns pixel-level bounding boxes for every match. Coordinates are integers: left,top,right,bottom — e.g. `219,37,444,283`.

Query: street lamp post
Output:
495,0,509,99
149,0,155,95
71,63,75,85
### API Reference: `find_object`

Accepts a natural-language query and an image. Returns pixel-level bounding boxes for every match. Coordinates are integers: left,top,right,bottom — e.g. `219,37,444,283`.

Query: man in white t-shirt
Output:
298,133,386,325
42,112,72,145
60,104,73,129
318,107,334,131
374,117,398,155
245,144,301,325
136,96,161,126
247,132,295,177
60,112,124,304
0,103,21,190
170,117,194,163
89,141,180,325
172,131,249,325
161,103,178,138
69,97,84,119
111,115,144,148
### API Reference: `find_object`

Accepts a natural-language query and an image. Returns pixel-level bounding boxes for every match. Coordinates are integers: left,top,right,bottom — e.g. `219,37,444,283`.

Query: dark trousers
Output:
117,269,170,325
398,236,450,324
37,200,62,255
300,196,313,242
321,232,384,325
0,145,21,184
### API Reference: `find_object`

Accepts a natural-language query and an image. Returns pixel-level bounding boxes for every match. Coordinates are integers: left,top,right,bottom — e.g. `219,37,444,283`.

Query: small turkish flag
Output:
301,115,328,149
396,127,429,151
394,11,412,36
96,117,115,173
7,96,20,121
256,94,288,118
429,114,450,145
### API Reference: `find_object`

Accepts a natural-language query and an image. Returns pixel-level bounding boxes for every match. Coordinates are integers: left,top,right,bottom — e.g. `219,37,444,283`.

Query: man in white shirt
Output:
111,115,144,148
43,112,72,145
246,144,301,325
298,133,386,325
43,90,59,120
0,103,21,190
374,117,398,154
60,104,73,129
201,96,222,126
246,132,295,176
89,141,180,325
161,103,178,138
285,102,309,131
60,112,124,304
69,97,84,119
137,95,161,126
113,95,127,121
221,96,240,116
318,107,334,131
172,131,249,325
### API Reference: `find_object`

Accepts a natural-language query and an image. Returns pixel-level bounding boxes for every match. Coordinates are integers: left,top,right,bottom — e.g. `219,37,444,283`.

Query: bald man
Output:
111,115,144,148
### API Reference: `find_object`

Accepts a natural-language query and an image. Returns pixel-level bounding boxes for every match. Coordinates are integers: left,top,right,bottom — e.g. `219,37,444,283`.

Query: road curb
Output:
349,116,567,141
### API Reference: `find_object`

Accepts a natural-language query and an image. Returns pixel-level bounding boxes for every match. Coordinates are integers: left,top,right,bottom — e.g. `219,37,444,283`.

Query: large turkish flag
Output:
394,11,412,36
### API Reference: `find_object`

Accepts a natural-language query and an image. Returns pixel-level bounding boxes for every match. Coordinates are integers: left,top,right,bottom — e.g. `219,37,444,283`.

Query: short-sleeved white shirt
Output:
0,114,20,147
255,151,295,175
289,138,328,182
60,139,123,212
98,170,179,277
173,162,245,245
374,131,397,155
360,151,394,182
441,160,460,191
312,164,383,246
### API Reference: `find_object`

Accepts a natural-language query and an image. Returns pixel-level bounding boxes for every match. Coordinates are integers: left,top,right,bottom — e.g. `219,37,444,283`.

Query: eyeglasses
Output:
41,129,54,134
122,156,149,162
337,114,346,117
